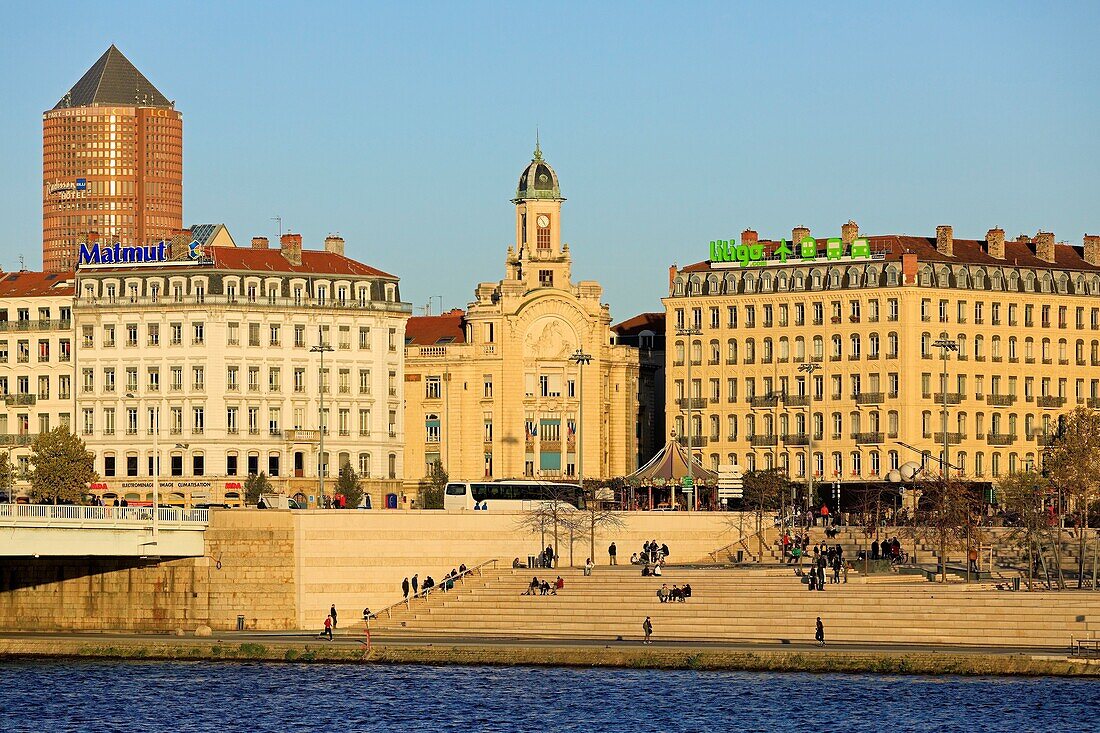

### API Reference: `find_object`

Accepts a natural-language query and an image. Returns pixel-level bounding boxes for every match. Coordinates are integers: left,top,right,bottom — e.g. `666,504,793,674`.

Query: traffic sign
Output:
682,476,693,489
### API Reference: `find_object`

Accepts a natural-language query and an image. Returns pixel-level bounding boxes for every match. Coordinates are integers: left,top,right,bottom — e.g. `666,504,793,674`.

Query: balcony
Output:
810,356,824,363
1088,397,1100,409
781,433,809,446
1033,432,1057,447
4,394,36,406
829,355,841,362
750,434,778,447
677,397,708,410
933,432,966,444
855,392,884,406
848,354,861,361
987,433,1016,447
749,395,780,408
0,434,33,446
853,432,884,445
284,429,323,443
986,394,1016,407
783,394,810,407
933,392,963,406
677,435,709,448
1037,396,1066,409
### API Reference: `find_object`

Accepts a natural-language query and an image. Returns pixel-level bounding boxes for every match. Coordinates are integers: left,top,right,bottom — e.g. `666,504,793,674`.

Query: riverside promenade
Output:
2,631,1098,677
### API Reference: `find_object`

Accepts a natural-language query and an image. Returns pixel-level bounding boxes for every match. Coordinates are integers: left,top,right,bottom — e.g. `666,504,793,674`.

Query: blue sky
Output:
1,1,1098,319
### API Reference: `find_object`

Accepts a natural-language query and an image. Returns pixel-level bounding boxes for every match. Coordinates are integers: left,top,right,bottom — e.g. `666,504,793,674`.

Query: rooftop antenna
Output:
18,255,26,272
271,216,283,237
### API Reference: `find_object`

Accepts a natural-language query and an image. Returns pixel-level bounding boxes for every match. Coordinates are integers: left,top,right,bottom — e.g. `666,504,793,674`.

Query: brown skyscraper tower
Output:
43,45,182,272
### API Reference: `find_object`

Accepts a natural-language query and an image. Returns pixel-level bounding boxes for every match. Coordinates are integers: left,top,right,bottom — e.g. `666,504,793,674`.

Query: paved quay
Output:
1,631,1097,677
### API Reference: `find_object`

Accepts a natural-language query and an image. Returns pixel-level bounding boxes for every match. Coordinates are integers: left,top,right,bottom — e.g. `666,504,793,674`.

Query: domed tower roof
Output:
513,141,563,202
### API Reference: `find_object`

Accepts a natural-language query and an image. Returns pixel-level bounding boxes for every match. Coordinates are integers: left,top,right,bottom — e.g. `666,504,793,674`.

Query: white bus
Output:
443,480,584,511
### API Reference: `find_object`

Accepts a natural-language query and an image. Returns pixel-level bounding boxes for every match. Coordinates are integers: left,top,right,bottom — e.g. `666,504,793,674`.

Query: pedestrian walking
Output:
608,542,617,565
321,614,333,641
412,574,419,596
330,604,338,628
402,577,410,599
584,558,593,576
642,616,653,645
815,617,825,646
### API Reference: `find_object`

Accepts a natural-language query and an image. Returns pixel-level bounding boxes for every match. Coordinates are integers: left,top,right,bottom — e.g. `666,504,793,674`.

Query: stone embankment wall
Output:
0,509,742,632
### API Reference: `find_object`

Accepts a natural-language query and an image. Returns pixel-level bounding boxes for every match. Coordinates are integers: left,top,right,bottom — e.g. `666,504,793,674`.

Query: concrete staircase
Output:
369,565,1100,648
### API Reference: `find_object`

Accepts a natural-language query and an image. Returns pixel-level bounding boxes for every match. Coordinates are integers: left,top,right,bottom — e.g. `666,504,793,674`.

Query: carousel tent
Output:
627,438,718,485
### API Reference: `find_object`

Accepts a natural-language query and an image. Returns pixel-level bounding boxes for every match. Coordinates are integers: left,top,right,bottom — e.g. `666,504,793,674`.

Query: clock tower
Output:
508,141,571,290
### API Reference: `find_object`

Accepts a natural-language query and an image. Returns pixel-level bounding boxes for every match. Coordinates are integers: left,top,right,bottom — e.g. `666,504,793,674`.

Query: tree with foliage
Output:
998,470,1057,590
1041,407,1100,589
336,463,364,509
28,427,97,504
0,450,14,502
244,472,273,505
907,476,983,582
576,478,626,566
418,461,448,509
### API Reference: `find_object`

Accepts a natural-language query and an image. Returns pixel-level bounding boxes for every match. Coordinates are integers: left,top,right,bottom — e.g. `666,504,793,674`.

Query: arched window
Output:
831,335,842,358
727,339,737,363
850,334,861,358
727,415,738,440
869,333,880,357
813,336,824,359
795,336,806,360
709,415,720,441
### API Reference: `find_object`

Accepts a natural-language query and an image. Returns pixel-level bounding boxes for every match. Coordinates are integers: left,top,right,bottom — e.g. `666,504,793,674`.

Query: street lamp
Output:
932,338,958,477
676,327,702,510
126,391,159,547
311,343,335,500
570,349,592,494
798,362,819,517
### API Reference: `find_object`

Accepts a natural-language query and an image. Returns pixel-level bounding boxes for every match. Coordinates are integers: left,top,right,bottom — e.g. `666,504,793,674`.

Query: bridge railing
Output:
0,503,209,528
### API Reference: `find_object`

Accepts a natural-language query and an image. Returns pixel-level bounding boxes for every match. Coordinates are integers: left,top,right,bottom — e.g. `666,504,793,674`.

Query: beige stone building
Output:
404,147,640,484
71,231,411,507
665,222,1100,505
0,272,77,490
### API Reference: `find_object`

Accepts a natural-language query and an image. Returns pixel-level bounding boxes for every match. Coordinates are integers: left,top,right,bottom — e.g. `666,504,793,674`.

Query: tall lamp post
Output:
311,343,335,500
676,327,702,510
570,349,592,495
126,391,159,547
932,338,958,477
798,362,819,519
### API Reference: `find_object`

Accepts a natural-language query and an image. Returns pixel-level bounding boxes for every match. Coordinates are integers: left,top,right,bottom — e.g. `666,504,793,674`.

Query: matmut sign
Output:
710,235,886,268
77,240,206,267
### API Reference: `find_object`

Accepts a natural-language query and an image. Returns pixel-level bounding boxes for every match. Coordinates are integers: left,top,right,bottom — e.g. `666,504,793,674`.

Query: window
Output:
270,324,281,346
193,406,205,435
227,407,238,434
426,376,442,400
193,322,205,345
484,375,493,398
359,369,371,395
294,325,306,347
359,327,371,350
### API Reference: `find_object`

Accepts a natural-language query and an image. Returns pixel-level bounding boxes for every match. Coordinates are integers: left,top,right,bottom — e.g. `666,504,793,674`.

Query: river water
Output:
0,660,1091,732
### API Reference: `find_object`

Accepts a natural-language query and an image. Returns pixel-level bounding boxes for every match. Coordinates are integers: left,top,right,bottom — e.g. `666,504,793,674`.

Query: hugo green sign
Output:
710,235,880,268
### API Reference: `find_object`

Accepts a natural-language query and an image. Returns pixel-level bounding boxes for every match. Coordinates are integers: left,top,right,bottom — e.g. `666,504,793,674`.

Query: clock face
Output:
537,215,550,228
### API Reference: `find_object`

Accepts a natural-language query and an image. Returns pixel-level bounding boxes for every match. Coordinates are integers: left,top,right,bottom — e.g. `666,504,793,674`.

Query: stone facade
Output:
403,147,641,485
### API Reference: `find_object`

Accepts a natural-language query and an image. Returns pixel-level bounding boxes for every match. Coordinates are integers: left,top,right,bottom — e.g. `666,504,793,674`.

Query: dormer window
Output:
317,286,327,305
358,287,369,306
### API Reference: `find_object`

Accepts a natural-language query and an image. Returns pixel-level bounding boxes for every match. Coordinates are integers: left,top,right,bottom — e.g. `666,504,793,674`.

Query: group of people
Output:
858,537,905,564
656,583,692,603
628,540,669,565
802,543,847,590
402,565,469,600
319,603,339,640
522,575,565,596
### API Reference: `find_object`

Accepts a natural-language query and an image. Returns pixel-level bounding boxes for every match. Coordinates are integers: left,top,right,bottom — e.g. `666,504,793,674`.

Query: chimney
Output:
902,253,919,285
986,228,1005,259
251,236,269,249
1034,231,1055,263
1016,234,1029,243
841,220,859,244
1084,234,1100,267
280,233,303,265
936,225,953,257
792,226,810,243
324,235,345,257
669,264,678,291
740,229,758,245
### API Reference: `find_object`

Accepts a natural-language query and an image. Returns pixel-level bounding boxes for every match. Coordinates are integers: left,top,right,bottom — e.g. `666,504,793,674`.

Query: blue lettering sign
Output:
77,241,170,267
75,178,87,191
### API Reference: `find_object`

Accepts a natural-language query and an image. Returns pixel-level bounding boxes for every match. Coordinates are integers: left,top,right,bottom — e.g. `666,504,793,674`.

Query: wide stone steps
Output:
372,566,1100,647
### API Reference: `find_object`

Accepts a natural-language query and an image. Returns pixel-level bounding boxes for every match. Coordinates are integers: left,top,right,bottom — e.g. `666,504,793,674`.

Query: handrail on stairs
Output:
371,558,500,621
708,525,774,564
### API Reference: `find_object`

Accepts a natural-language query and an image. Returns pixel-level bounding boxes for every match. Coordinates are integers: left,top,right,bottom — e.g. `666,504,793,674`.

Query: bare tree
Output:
576,479,626,565
742,469,789,561
998,470,1056,590
907,476,983,582
514,483,579,567
1042,407,1100,589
